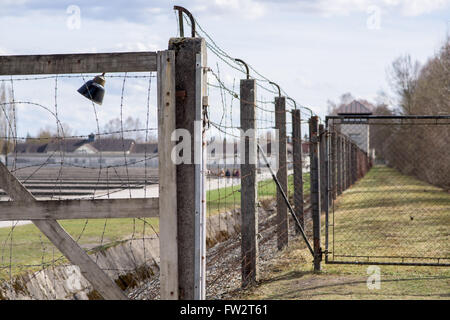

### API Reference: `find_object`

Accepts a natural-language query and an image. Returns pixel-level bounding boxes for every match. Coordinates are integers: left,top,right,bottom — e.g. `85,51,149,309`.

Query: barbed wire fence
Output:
0,72,164,299
0,8,324,300
179,17,321,298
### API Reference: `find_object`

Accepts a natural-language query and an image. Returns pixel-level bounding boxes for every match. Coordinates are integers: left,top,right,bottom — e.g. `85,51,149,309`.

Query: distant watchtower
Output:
336,100,372,153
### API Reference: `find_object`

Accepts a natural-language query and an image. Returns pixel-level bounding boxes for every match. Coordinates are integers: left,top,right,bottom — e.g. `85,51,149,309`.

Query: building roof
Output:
15,142,48,153
15,138,137,154
89,138,135,153
337,100,373,115
45,139,87,153
131,143,158,154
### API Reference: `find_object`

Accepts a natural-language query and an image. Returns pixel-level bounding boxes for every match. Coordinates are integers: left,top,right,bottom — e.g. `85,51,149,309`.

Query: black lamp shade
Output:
77,76,105,105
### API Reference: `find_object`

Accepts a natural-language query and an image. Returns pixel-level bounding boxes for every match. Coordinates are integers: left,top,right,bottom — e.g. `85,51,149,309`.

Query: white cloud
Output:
394,0,450,16
269,0,450,17
195,0,267,19
115,42,159,52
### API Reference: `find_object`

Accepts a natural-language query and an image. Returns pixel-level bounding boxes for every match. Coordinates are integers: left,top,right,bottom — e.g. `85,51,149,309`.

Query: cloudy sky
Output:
0,0,449,137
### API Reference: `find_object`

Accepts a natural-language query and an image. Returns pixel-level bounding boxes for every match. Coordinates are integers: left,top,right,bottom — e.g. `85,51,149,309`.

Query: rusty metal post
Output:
330,128,337,200
342,135,346,192
346,138,351,188
351,143,357,184
324,126,330,265
319,124,325,212
336,134,342,195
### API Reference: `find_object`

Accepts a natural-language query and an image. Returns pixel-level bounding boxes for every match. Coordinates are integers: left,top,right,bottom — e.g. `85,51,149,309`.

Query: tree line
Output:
27,116,156,144
328,38,449,190
374,37,449,190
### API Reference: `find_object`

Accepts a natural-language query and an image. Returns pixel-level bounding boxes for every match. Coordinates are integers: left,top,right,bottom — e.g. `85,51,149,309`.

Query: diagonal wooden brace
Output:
0,162,127,300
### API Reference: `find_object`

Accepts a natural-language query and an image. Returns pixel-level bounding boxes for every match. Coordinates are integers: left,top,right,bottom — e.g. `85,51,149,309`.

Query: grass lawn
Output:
239,165,450,300
0,217,160,279
0,173,310,280
207,173,310,216
330,165,449,264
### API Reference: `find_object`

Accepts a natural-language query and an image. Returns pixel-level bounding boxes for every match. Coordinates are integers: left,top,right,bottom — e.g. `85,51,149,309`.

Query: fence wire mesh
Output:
0,73,162,299
201,37,315,297
326,116,450,266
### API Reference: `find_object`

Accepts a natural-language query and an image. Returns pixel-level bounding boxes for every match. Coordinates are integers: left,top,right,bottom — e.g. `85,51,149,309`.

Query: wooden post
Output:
309,116,321,271
275,96,288,250
169,37,207,300
0,163,127,300
240,79,258,287
292,109,304,231
157,50,178,300
336,134,342,195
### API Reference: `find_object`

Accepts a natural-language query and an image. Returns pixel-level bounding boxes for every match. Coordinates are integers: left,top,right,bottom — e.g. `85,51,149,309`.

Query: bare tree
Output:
102,116,155,142
326,92,365,116
387,54,421,114
378,39,450,189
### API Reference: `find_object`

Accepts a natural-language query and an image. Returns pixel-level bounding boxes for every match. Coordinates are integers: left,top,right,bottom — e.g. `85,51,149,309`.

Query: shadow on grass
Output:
344,189,450,195
335,196,450,210
258,270,313,285
265,275,450,299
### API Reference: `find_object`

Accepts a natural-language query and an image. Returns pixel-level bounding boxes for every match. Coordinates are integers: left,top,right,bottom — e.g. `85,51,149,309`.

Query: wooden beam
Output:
0,52,157,75
157,50,178,300
0,162,127,300
0,198,159,221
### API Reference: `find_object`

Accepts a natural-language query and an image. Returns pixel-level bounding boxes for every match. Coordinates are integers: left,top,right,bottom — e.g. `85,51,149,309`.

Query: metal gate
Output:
324,115,450,266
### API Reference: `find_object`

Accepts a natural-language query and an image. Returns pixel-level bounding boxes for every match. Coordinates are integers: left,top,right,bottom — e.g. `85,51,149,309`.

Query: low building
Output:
9,135,158,168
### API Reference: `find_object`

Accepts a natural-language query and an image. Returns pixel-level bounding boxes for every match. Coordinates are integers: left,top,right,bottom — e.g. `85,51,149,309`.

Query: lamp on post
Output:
77,73,106,105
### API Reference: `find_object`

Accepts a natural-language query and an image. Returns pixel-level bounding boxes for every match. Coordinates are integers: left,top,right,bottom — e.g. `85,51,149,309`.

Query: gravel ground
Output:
127,200,312,300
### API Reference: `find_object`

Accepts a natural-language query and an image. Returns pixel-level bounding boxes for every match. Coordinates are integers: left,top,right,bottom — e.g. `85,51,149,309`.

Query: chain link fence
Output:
326,116,450,266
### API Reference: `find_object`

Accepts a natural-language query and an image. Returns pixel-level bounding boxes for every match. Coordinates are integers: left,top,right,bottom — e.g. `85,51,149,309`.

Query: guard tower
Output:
336,100,372,153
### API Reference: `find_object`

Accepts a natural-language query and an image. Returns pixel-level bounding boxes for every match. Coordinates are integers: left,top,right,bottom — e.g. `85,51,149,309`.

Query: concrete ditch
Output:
0,209,242,300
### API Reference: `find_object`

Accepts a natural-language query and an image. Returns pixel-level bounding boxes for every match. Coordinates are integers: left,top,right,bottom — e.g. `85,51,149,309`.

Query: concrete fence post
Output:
292,109,304,231
275,96,288,250
309,116,321,271
240,78,259,287
169,37,207,300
